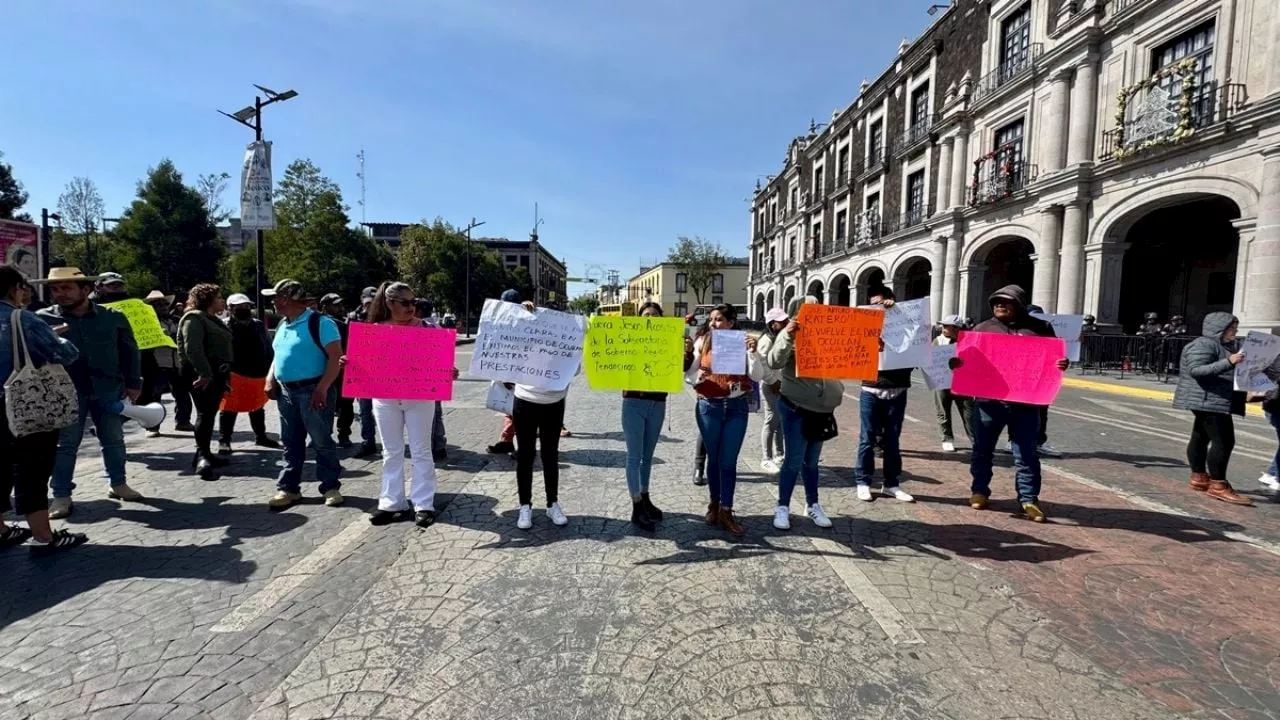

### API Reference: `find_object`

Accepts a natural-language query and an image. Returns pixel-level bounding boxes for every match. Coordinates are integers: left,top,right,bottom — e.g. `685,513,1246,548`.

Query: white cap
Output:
764,308,789,324
940,314,965,327
226,293,253,307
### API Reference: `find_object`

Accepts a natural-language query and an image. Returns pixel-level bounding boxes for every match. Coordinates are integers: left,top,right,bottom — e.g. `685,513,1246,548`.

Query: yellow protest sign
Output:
585,315,685,393
103,299,178,350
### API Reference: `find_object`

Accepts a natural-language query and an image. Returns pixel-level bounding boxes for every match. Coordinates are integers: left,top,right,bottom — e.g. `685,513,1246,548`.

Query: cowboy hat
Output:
29,267,104,284
145,290,174,304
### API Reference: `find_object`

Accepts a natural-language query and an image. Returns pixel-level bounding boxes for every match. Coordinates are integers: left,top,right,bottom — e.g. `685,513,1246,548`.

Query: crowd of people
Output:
2,258,1279,556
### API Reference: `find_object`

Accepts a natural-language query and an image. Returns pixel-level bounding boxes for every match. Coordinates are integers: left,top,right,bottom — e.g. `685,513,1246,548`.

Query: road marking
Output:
903,414,921,424
211,518,373,633
1080,397,1153,418
1051,406,1274,462
1062,376,1264,417
1043,463,1280,558
810,538,925,645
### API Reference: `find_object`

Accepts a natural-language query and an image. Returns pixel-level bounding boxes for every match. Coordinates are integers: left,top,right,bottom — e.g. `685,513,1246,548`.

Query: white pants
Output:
372,399,438,512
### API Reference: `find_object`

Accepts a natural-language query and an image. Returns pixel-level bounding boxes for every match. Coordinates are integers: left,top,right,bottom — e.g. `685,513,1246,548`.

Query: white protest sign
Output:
923,344,956,391
879,298,931,370
469,299,586,391
1031,313,1084,362
1233,331,1280,393
710,330,748,375
485,382,515,415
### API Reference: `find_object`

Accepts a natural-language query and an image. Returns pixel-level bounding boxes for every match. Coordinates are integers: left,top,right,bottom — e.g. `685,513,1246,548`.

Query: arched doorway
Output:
754,292,766,321
830,274,852,306
972,237,1034,312
766,289,776,310
893,257,932,302
807,279,825,302
855,266,886,305
1117,197,1239,334
783,285,796,310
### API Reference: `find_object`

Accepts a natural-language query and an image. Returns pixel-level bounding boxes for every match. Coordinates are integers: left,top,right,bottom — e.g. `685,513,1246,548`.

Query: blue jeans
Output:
1267,410,1279,477
696,396,750,508
276,383,342,494
358,398,377,445
52,394,127,498
621,398,666,497
971,400,1042,504
777,399,823,507
855,391,907,487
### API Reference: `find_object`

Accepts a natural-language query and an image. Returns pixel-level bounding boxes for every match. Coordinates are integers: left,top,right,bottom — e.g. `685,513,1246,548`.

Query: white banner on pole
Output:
469,299,586,391
240,141,275,231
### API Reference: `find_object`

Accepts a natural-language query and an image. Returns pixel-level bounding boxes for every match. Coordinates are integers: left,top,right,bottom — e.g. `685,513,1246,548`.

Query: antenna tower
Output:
356,148,367,225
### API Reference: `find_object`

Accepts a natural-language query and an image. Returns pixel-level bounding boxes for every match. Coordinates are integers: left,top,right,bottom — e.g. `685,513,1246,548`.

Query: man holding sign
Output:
854,288,916,504
951,285,1067,523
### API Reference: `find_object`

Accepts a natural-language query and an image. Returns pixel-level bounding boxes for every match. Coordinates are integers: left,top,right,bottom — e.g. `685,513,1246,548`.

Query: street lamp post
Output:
460,218,486,338
219,85,298,320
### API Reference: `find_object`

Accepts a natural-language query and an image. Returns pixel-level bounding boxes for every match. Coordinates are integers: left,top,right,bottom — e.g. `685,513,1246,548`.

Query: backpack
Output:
307,311,324,353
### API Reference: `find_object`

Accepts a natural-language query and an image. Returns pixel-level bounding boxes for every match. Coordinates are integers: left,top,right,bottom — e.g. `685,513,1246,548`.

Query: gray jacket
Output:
764,295,845,413
1171,312,1239,415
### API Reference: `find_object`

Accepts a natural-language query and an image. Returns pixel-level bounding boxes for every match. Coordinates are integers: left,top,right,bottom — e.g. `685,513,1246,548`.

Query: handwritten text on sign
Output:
880,298,931,370
469,299,586,392
585,316,685,393
951,333,1066,405
342,323,456,401
922,344,957,391
795,304,883,381
103,299,178,350
1031,313,1084,362
1234,331,1280,393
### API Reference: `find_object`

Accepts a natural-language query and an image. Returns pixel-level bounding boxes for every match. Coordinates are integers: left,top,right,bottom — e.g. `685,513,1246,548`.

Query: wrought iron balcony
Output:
969,159,1038,207
972,44,1043,103
861,146,888,178
851,210,882,246
897,115,939,155
882,205,930,235
1110,0,1153,17
1100,82,1246,160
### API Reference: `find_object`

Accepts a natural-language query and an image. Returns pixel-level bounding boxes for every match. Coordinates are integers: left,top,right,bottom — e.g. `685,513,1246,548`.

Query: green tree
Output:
567,293,600,315
275,159,340,228
219,239,259,295
111,159,223,295
0,151,31,222
399,219,511,328
508,266,535,302
195,172,233,225
667,235,727,304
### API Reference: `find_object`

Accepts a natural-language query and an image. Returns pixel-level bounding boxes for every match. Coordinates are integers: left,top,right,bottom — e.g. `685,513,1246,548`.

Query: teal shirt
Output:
271,309,341,383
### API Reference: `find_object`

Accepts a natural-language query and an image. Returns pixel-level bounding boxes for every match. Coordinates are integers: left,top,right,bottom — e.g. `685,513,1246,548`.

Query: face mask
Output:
233,308,252,320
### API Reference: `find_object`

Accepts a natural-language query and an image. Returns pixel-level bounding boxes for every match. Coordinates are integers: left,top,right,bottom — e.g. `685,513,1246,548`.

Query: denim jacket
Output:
0,300,80,398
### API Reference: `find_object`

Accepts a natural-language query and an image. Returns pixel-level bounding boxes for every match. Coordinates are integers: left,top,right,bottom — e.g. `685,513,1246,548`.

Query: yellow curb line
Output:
1062,376,1264,417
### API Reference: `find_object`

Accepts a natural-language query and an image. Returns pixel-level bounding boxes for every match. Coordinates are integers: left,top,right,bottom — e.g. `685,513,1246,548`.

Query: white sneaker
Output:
548,502,568,526
807,503,833,528
942,441,956,453
772,505,791,530
761,459,780,475
885,487,915,503
856,484,873,502
1038,442,1059,457
1259,473,1280,490
517,505,533,529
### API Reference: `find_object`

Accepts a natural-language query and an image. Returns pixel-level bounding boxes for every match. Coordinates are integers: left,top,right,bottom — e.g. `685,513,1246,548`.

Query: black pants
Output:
1188,411,1235,479
336,396,356,440
188,372,228,457
0,412,58,516
219,409,267,444
513,397,565,507
171,369,194,425
1038,405,1049,447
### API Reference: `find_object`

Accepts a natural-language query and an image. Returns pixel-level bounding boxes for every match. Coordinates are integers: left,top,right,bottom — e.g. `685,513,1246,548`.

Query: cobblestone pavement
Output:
2,356,1278,719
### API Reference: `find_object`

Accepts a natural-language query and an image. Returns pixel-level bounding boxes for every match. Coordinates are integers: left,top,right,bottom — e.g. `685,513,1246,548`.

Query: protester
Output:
619,301,670,532
755,307,788,474
218,293,277,454
0,265,88,553
136,290,177,437
177,284,233,480
411,298,450,463
487,289,523,456
32,267,144,518
854,287,916,503
686,304,762,537
689,322,710,487
1171,312,1252,506
91,272,129,304
319,293,359,449
363,282,442,528
765,295,840,530
953,285,1067,522
163,300,196,432
933,315,974,452
1261,357,1280,490
512,296,575,530
1018,304,1058,457
262,279,345,510
347,286,380,458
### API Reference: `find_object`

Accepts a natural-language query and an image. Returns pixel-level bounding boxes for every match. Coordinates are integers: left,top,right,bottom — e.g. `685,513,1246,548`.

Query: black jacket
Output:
228,318,272,378
972,285,1056,338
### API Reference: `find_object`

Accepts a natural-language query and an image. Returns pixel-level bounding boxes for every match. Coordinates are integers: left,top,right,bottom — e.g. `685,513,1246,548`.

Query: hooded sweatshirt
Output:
1172,311,1242,415
972,285,1056,338
765,295,845,413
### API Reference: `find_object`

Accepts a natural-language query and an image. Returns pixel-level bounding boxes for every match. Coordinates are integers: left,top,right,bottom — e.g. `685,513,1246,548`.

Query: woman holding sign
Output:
620,302,672,532
686,304,763,537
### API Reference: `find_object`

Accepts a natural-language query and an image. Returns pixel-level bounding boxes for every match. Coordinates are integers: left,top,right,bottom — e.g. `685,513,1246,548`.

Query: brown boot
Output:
705,502,719,525
1207,480,1253,506
717,507,745,537
1189,472,1210,492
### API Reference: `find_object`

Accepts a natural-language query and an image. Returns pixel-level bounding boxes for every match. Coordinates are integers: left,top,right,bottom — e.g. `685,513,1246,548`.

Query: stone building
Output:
623,259,750,318
746,0,1279,335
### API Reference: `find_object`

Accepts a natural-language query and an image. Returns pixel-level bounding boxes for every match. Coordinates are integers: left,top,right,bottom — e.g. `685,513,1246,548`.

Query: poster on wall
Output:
0,219,40,279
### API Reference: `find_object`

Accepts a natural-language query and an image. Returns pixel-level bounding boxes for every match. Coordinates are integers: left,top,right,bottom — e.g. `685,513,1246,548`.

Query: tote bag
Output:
4,309,79,436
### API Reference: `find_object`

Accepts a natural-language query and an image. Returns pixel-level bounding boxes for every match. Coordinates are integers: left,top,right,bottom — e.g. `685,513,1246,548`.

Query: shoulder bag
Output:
4,309,80,436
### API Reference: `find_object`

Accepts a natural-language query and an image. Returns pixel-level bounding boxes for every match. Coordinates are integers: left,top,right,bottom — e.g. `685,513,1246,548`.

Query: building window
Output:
790,186,798,209
711,296,724,305
1153,21,1216,125
675,272,687,293
812,221,823,255
787,236,795,262
505,255,518,266
866,191,881,214
869,120,885,163
674,302,688,317
813,166,825,194
994,118,1025,168
520,255,529,268
1000,4,1031,68
835,209,848,241
906,170,926,221
910,84,931,128
837,146,849,180
712,274,724,293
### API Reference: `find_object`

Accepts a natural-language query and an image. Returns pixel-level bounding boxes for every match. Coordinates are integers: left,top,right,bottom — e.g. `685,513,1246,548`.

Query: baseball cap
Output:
319,293,344,307
98,272,125,286
940,314,965,327
764,308,789,324
226,293,252,307
261,278,310,301
500,289,522,304
360,286,377,303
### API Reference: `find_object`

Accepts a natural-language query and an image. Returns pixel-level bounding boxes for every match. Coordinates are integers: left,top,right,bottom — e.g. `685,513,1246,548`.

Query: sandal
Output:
30,529,88,555
1,525,32,549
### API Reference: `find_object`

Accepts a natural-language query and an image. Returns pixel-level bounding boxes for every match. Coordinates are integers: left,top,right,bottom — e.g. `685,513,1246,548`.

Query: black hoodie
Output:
973,285,1056,338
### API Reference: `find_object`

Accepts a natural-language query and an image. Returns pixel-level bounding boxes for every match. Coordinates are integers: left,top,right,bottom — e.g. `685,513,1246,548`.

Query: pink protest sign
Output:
342,323,457,401
951,333,1066,406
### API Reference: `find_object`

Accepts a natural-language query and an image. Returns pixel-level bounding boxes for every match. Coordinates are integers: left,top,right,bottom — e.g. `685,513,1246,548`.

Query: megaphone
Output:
108,399,168,428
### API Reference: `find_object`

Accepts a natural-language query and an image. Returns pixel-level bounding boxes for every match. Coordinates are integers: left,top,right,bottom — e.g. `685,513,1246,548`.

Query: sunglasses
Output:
389,298,416,307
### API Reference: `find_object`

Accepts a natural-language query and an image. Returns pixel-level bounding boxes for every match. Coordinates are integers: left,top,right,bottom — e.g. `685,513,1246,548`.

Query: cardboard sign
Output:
585,316,685,393
795,304,883,381
342,323,456,401
710,330,748,375
951,333,1066,405
880,298,931,370
923,344,956,391
103,299,178,350
1234,331,1280,393
469,299,585,391
1031,313,1084,362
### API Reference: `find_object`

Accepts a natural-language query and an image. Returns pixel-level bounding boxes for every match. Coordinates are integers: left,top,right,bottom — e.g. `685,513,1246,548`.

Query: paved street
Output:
2,350,1279,720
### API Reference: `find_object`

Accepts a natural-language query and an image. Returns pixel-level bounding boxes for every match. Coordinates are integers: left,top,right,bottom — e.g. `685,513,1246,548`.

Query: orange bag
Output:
220,373,268,413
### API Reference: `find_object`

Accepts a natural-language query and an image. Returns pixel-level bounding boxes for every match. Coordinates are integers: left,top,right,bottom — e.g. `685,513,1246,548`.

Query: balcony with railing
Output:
969,159,1038,207
859,146,888,180
851,209,882,247
1100,82,1247,160
897,115,939,156
829,172,852,198
882,204,931,236
972,44,1043,103
1109,0,1153,18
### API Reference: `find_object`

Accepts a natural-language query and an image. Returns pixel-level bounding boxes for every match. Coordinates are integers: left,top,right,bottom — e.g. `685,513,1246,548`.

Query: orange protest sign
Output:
795,304,884,380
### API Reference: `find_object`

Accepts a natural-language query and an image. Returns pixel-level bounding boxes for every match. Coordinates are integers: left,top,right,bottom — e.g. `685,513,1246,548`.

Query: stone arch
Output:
766,289,776,310
827,270,854,306
782,284,797,310
806,277,825,301
961,224,1041,268
853,261,889,305
754,292,766,321
891,254,933,303
1091,174,1259,246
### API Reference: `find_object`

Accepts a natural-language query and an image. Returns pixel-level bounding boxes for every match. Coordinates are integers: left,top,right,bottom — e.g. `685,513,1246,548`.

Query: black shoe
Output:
174,421,196,432
432,448,447,464
203,453,230,468
415,510,436,528
369,509,407,526
354,441,379,459
196,458,219,481
487,441,515,454
640,492,663,522
30,529,88,555
255,436,281,449
631,501,655,532
693,473,706,487
337,436,353,449
1,525,32,549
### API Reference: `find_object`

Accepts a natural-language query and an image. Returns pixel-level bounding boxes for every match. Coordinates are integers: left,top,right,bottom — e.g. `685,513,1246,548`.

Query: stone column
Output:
957,266,975,321
942,232,962,317
1043,70,1072,173
936,138,954,212
1056,201,1088,314
1083,242,1127,328
930,235,947,321
950,131,970,210
1067,58,1099,165
1033,205,1063,312
1241,145,1280,332
1232,218,1255,317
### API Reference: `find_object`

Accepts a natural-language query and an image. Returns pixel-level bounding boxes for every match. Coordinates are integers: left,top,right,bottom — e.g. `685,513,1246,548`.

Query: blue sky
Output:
7,0,934,296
